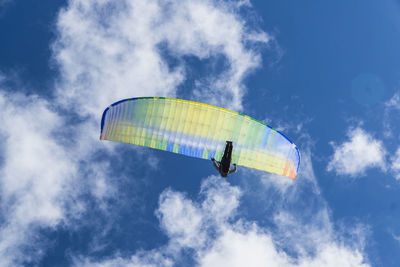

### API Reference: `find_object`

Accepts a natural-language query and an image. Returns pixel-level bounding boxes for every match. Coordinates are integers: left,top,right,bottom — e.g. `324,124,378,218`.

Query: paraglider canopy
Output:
100,97,300,178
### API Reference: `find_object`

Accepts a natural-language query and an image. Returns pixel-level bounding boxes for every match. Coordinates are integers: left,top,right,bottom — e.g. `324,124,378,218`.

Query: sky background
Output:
0,0,400,266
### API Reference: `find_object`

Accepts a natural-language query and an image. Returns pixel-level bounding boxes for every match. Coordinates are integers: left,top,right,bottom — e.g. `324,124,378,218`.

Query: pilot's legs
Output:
220,141,233,172
223,141,233,160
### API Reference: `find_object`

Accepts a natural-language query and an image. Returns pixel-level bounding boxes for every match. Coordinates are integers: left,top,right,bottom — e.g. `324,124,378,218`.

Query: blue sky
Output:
0,0,400,266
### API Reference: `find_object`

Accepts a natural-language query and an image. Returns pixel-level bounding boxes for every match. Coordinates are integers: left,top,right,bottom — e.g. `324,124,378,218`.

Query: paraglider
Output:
100,97,300,178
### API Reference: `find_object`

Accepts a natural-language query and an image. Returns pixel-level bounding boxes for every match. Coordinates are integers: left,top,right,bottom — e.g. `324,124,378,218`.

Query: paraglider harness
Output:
212,141,237,178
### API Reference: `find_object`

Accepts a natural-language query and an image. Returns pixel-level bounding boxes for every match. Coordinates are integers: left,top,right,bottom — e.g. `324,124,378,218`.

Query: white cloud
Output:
157,189,205,248
0,83,121,267
296,245,368,267
74,150,369,267
385,92,400,110
327,127,386,177
75,174,369,267
390,147,400,180
0,92,78,265
155,176,242,251
383,92,400,138
53,0,268,116
198,226,290,267
199,227,368,267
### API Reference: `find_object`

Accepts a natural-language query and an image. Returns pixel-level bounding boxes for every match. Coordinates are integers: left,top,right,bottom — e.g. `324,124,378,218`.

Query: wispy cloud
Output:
72,149,369,266
53,0,269,114
385,92,400,110
74,168,370,267
383,92,400,138
391,231,400,244
390,147,400,180
327,127,386,177
0,92,76,265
